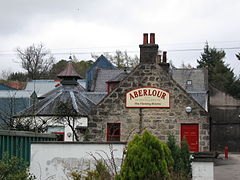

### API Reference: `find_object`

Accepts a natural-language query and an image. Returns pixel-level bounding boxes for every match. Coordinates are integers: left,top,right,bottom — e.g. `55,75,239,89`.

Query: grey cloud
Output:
0,0,150,36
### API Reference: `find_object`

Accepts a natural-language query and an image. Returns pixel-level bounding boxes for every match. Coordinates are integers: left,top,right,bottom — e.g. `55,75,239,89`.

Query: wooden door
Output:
181,124,199,152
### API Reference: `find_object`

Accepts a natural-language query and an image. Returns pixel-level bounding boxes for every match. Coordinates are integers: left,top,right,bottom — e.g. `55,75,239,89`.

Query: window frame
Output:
107,123,121,141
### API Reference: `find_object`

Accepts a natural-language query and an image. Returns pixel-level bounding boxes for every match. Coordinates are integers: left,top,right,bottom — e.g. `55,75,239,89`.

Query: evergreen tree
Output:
49,59,93,79
0,153,35,180
8,72,28,82
120,130,173,180
167,134,191,180
197,43,240,98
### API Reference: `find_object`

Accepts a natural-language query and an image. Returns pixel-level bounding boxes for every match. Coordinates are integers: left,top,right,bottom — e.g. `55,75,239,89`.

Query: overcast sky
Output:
1,0,240,77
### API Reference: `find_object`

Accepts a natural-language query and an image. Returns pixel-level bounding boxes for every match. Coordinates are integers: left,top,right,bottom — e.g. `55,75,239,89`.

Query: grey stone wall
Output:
88,63,209,152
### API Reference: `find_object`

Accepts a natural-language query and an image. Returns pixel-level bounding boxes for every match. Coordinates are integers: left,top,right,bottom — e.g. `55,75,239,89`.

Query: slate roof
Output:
0,90,33,98
25,80,60,97
57,61,83,79
17,85,102,116
86,55,115,91
171,68,208,91
16,62,106,117
82,92,107,105
107,70,129,82
91,69,125,92
90,67,208,110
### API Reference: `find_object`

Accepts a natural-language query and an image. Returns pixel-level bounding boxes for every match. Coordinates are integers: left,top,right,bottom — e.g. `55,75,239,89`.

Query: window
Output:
107,123,121,141
186,80,192,85
107,82,119,94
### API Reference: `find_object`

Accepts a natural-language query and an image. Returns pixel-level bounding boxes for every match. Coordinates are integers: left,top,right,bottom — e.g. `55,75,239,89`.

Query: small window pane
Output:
186,80,192,85
107,123,120,141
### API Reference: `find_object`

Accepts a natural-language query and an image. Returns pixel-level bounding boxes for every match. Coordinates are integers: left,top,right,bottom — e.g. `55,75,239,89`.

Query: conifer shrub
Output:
0,152,35,180
119,130,174,180
71,160,112,180
180,140,191,177
167,134,191,180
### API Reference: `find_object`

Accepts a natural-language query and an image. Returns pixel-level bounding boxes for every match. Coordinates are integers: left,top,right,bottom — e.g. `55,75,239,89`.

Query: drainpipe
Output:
139,108,143,134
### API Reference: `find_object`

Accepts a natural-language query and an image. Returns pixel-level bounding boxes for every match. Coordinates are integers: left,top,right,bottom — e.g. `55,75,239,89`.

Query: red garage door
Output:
181,124,199,152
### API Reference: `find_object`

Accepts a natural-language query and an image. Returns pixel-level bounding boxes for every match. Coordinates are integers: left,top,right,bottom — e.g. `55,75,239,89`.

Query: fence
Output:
0,130,56,162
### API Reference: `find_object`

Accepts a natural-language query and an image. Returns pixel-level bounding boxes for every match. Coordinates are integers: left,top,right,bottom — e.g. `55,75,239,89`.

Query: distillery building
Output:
88,33,209,152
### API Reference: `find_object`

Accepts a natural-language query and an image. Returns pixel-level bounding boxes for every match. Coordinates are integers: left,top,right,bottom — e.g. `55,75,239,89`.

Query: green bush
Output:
180,140,191,177
85,160,112,180
167,134,191,179
71,160,112,180
119,130,174,180
0,152,35,180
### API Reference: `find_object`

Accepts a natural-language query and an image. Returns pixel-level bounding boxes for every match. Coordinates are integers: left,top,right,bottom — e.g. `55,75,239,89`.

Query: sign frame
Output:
125,87,171,108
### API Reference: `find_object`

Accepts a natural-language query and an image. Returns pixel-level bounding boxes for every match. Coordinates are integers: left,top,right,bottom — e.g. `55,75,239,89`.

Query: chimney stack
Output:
150,33,155,44
162,51,167,63
160,51,170,71
143,33,148,44
139,33,159,63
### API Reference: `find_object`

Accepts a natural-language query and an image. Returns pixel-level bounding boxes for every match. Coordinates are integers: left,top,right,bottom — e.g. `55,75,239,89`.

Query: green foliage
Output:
49,58,93,79
167,134,183,173
70,160,112,180
85,160,112,180
180,140,191,176
49,59,68,78
71,171,83,180
119,130,173,180
197,43,240,98
167,134,191,180
7,72,28,81
73,60,94,78
0,152,35,180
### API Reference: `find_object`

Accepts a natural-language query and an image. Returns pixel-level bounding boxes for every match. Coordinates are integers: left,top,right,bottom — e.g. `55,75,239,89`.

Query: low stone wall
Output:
30,142,126,180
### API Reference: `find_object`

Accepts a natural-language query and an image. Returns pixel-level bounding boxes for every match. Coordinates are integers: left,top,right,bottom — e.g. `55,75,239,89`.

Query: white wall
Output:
30,142,126,180
192,161,214,180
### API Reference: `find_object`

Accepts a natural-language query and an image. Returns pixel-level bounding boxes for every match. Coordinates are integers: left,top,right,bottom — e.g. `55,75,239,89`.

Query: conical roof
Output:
57,61,82,79
16,85,106,117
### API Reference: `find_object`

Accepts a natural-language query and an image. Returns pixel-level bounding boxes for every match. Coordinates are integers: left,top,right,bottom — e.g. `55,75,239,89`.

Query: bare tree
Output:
16,44,55,79
53,101,80,141
91,50,139,69
0,69,12,80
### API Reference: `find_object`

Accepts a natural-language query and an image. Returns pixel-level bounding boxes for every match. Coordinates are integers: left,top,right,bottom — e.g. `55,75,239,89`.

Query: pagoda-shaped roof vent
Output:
57,60,83,85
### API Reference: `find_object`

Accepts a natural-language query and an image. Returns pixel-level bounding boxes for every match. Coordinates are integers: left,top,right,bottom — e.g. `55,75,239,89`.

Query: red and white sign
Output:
126,87,170,108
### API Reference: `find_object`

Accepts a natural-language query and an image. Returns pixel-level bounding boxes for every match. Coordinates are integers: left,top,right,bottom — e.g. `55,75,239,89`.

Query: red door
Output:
181,124,199,152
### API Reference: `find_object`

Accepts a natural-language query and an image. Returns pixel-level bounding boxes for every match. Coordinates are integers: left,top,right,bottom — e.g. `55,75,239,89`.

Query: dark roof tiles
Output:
17,85,106,117
92,69,125,92
57,61,82,79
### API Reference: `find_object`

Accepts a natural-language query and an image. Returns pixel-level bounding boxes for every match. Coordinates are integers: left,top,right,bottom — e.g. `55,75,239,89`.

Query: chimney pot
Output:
150,33,155,44
143,33,148,44
156,55,161,63
163,51,167,63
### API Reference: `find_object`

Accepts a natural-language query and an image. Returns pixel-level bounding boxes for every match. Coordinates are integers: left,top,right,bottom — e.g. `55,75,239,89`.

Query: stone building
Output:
88,33,209,152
